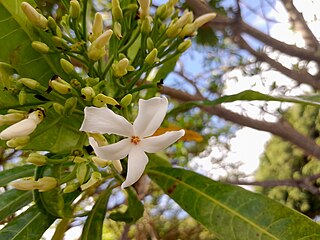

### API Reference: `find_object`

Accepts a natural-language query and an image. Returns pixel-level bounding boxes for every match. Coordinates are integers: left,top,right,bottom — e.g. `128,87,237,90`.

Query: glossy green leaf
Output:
0,205,55,240
148,167,320,240
0,165,35,187
81,186,113,240
0,189,33,221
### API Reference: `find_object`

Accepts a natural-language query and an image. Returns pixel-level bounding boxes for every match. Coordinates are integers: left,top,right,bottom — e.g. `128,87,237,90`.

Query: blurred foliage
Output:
256,104,320,218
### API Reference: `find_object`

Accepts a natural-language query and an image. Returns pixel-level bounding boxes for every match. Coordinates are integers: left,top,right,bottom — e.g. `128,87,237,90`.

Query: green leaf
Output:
81,186,113,240
0,205,55,240
0,165,35,187
173,90,320,115
153,55,180,84
204,90,320,107
148,167,320,240
0,189,33,221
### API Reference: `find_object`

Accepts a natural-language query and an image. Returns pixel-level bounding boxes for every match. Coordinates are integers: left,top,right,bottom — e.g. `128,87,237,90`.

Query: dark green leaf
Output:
148,167,320,240
0,165,35,187
0,189,33,221
0,205,55,240
81,186,113,240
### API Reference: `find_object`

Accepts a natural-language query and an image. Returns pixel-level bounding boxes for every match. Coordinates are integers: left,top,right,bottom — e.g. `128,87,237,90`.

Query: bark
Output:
161,86,320,160
185,0,320,63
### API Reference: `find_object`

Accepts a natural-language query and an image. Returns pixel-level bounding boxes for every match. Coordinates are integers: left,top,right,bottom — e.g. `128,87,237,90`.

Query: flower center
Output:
131,136,141,145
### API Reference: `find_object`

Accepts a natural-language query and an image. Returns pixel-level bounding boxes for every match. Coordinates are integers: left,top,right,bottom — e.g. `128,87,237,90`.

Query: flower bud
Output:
26,152,48,166
18,78,40,90
80,172,102,190
77,163,89,184
85,77,99,86
69,0,81,19
92,29,113,49
93,94,119,107
10,177,38,191
145,48,158,65
63,97,78,116
92,156,110,168
81,87,96,101
72,156,88,163
138,0,150,20
88,46,106,61
156,4,167,20
113,21,122,39
120,94,132,107
60,58,74,74
90,13,103,42
177,39,192,52
141,16,152,34
37,177,58,192
63,183,80,193
179,13,216,38
112,0,123,21
70,79,81,89
112,160,123,173
6,136,30,149
50,76,72,94
21,2,48,29
32,41,50,53
53,102,64,115
0,113,26,126
48,16,59,34
0,109,44,140
19,89,27,105
52,36,69,50
193,13,216,29
112,58,129,77
147,37,154,51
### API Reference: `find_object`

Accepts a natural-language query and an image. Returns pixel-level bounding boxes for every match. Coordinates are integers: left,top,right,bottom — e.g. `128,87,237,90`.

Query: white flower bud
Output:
37,177,58,192
10,177,38,191
0,109,44,140
21,2,48,29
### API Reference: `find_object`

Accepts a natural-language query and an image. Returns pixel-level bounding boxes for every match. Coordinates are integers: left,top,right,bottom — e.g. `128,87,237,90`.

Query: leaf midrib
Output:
148,169,279,240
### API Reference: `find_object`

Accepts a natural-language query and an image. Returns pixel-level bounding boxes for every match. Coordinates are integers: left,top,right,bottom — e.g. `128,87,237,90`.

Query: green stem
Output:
31,116,64,138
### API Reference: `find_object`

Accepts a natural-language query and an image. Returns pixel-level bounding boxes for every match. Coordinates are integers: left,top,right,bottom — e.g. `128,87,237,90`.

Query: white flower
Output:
80,96,185,188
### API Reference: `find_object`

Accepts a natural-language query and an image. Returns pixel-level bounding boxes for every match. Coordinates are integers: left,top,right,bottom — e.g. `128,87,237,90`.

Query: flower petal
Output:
80,107,134,137
121,146,149,189
140,130,185,153
133,96,168,137
89,137,131,160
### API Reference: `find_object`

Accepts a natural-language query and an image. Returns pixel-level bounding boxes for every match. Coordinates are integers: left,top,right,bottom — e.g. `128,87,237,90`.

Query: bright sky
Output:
191,0,320,180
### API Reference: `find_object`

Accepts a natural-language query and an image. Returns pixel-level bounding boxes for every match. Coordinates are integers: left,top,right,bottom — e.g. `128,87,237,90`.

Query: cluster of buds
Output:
0,109,45,149
10,176,58,192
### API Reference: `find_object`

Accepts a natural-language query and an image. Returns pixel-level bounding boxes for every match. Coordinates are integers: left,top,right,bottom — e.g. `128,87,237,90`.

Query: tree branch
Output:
225,173,320,196
235,35,320,90
161,86,320,160
185,0,320,63
281,0,319,50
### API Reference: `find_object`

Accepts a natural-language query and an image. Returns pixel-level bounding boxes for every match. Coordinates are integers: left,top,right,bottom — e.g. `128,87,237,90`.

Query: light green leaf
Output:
0,189,33,221
148,167,320,240
0,165,35,187
0,205,55,240
203,90,320,107
81,186,113,240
